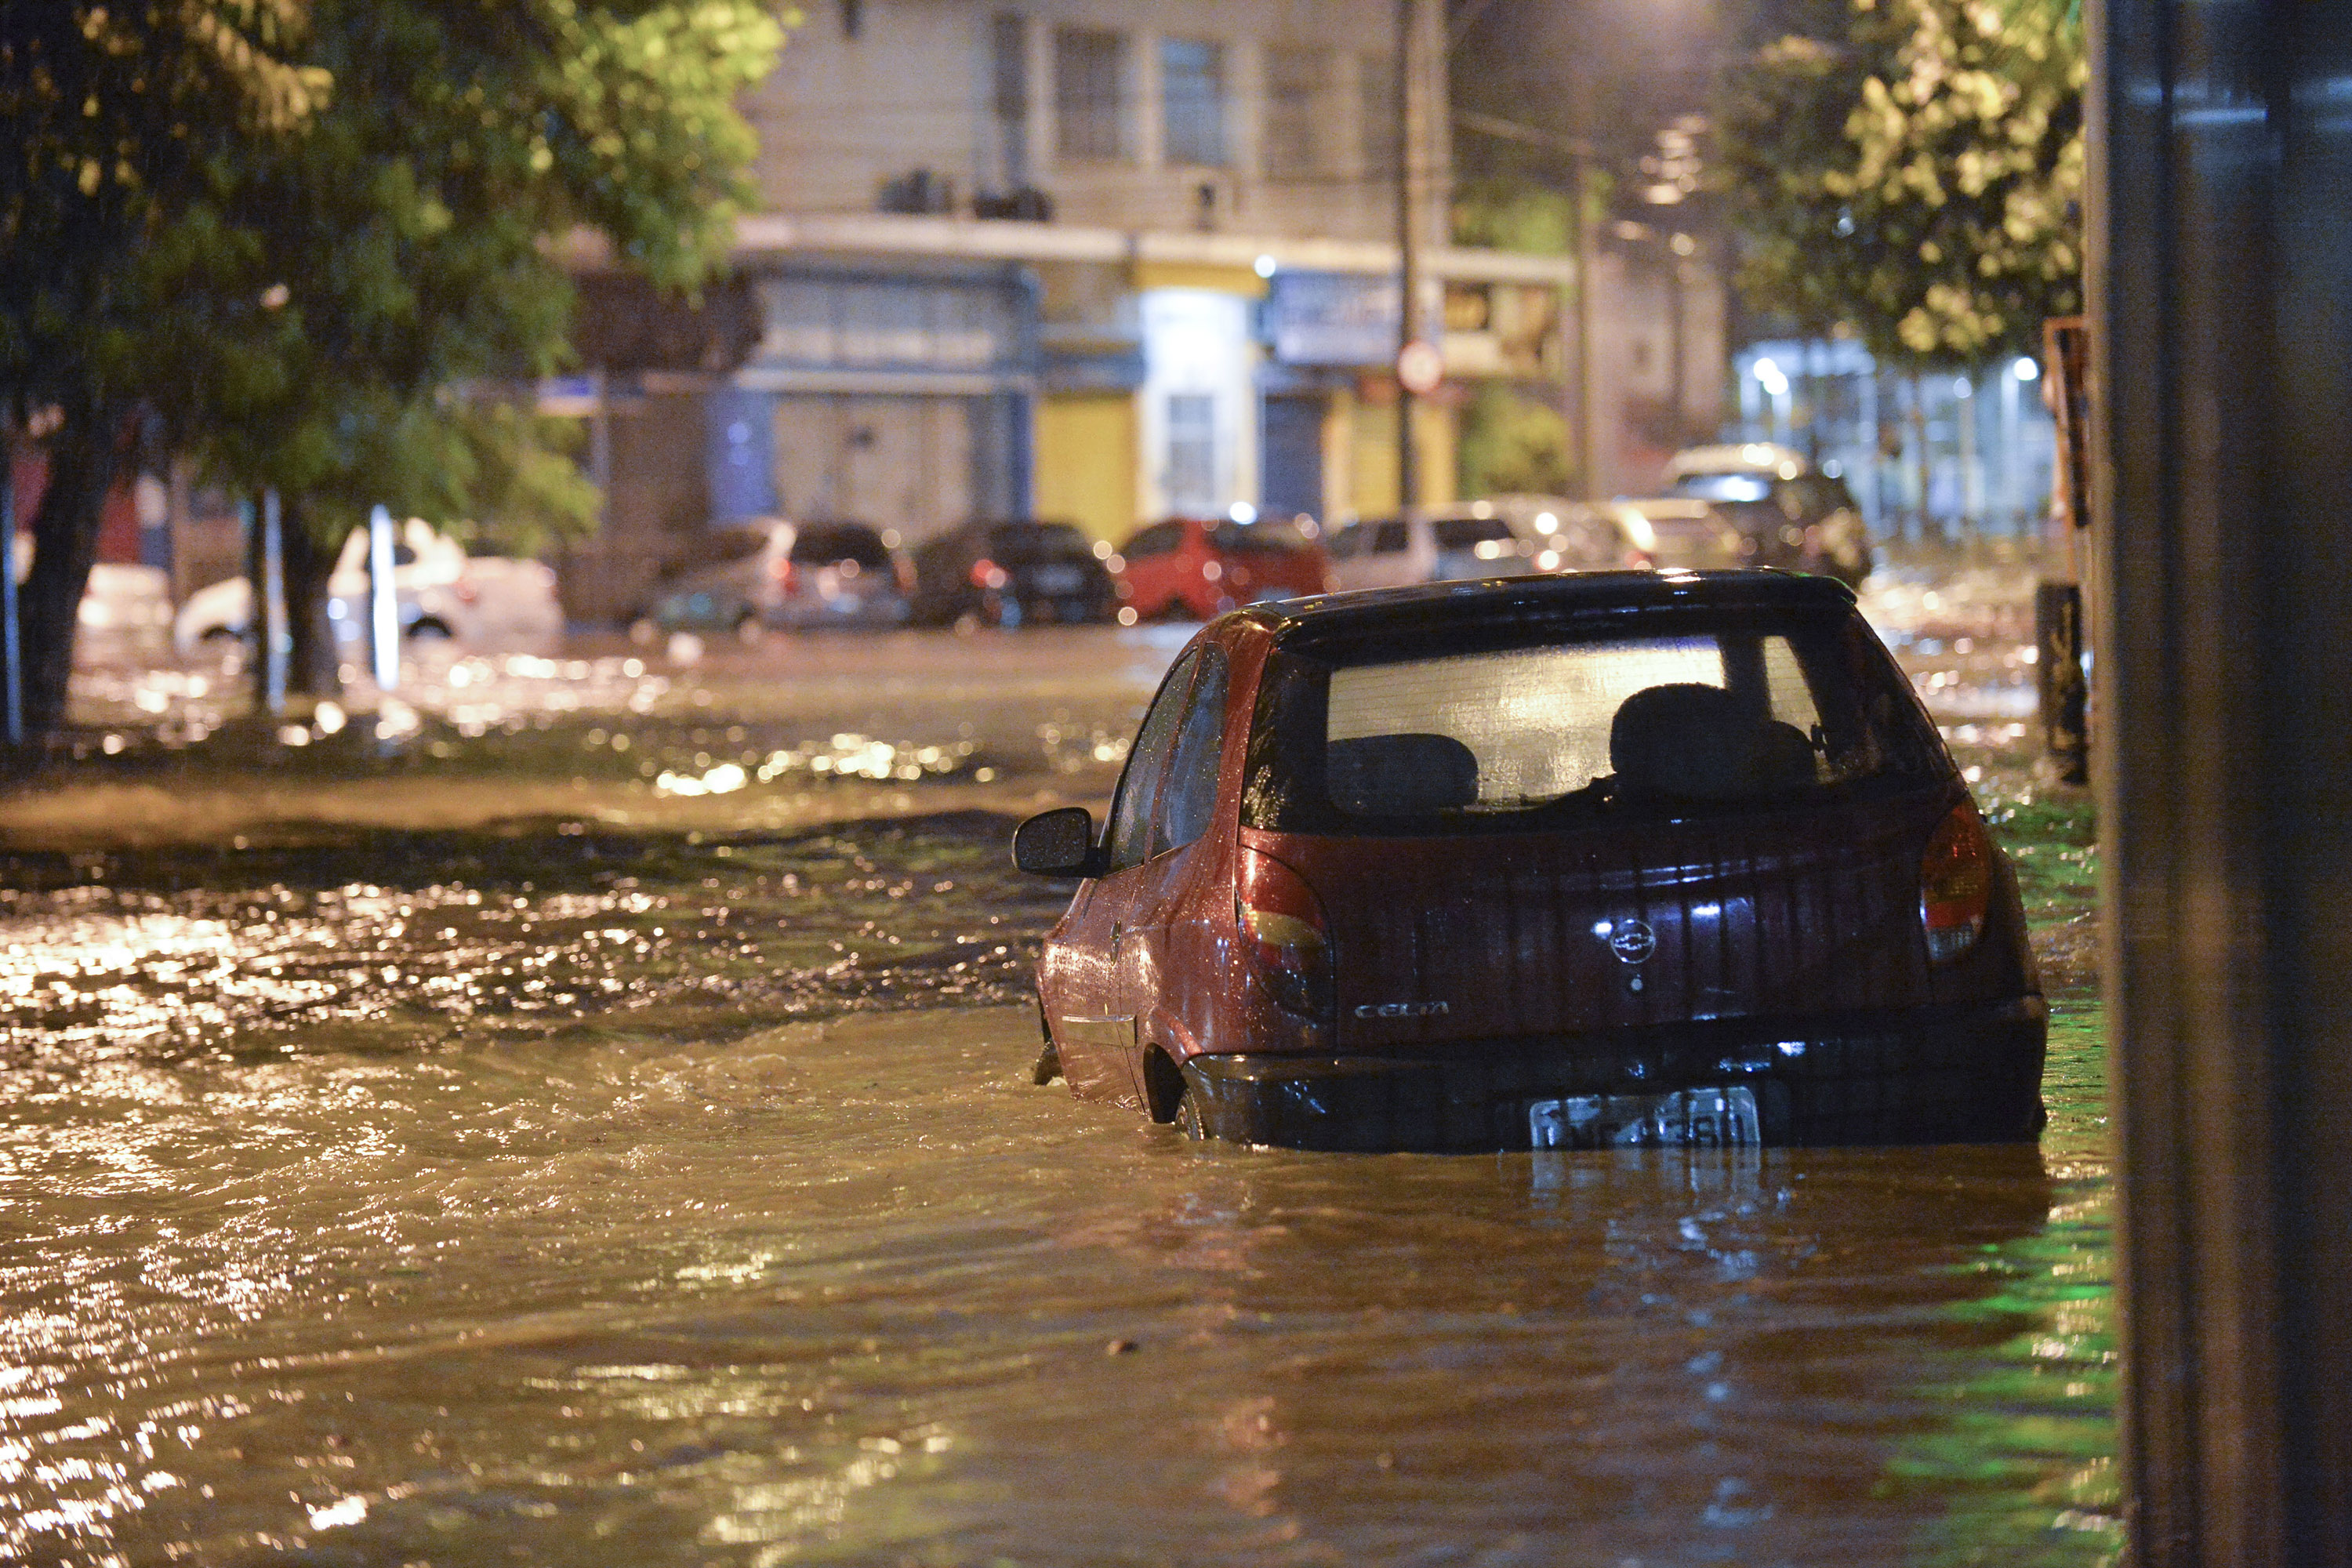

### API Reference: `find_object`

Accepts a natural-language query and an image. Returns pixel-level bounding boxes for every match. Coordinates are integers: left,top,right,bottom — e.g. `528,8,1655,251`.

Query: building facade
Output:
559,0,1577,622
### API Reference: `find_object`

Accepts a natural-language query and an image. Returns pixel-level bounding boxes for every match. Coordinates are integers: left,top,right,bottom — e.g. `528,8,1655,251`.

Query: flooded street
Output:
1,606,2114,1566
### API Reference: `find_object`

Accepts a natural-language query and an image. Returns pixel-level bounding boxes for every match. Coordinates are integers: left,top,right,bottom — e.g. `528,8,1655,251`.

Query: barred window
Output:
1160,38,1226,168
1264,46,1325,179
1360,53,1400,177
1055,28,1128,162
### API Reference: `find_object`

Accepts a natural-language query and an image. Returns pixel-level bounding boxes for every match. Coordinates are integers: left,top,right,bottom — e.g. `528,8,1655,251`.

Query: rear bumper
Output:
1180,996,2049,1152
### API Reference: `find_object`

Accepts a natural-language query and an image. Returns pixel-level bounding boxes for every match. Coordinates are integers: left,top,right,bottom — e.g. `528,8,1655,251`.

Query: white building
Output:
560,0,1577,620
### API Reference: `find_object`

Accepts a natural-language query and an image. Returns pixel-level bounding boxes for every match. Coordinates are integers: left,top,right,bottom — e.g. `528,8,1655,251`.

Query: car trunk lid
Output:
1248,788,1945,1051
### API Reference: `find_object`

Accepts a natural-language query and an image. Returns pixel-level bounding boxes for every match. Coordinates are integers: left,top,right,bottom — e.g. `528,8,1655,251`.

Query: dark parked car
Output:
909,521,1119,627
1665,445,1873,587
1113,514,1328,621
1013,570,2044,1152
643,518,909,638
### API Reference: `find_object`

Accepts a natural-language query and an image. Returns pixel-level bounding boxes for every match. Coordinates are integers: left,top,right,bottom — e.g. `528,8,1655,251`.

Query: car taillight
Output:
1921,801,1992,964
895,556,915,595
775,558,800,597
1237,848,1334,1019
971,557,1008,590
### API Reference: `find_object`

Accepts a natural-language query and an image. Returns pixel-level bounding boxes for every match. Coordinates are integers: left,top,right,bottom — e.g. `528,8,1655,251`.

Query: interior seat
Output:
1326,732,1481,815
1609,683,1816,801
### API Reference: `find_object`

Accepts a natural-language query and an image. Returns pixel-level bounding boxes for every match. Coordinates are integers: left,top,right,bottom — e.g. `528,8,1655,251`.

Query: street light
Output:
1753,357,1791,445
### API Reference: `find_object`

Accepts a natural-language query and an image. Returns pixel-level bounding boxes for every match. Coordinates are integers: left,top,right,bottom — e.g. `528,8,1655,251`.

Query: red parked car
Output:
1013,570,2045,1151
1112,515,1328,621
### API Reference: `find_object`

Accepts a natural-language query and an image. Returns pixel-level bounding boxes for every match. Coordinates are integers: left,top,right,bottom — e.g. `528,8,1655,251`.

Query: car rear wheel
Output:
1174,1084,1209,1141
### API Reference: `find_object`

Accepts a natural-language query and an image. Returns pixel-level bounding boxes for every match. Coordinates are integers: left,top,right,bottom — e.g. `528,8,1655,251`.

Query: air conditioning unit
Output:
877,169,956,215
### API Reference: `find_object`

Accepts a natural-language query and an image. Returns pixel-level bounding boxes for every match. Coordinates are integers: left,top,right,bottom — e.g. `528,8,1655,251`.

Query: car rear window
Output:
1778,474,1858,516
790,523,891,565
1673,472,1773,503
987,524,1094,562
1212,519,1312,554
1242,606,1946,835
1431,516,1516,550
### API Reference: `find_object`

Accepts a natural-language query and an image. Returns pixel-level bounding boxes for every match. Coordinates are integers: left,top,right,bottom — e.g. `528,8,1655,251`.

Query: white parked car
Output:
1323,505,1534,593
1322,498,1642,593
173,519,560,655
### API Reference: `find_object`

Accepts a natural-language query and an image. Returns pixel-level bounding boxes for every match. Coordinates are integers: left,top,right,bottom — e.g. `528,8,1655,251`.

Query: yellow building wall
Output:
1343,393,1457,517
1036,393,1138,544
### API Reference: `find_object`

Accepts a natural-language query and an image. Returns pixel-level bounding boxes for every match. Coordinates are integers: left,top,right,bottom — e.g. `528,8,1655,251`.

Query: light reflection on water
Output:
0,996,2114,1565
0,648,2116,1565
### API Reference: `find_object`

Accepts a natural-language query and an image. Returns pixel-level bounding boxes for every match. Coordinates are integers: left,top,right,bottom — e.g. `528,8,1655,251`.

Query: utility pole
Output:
1394,0,1422,512
1569,147,1595,499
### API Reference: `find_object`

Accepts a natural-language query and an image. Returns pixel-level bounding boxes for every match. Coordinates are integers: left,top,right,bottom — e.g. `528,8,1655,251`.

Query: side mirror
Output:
1012,806,1103,877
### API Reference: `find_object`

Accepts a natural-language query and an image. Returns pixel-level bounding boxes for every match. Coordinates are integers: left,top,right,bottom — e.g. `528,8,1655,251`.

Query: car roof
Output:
1666,442,1813,480
1236,568,1855,642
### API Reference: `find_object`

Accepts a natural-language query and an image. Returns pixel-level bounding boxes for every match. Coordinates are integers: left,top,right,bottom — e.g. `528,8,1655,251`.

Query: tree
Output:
1718,0,2083,366
169,0,784,697
1,2,785,732
1,3,328,734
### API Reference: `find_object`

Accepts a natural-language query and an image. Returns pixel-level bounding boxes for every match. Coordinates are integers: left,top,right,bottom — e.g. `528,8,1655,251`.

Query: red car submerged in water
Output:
1112,515,1329,621
1012,570,2045,1151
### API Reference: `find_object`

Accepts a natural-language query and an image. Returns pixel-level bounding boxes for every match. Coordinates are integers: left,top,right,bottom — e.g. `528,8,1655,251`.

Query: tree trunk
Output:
18,402,125,741
280,499,343,700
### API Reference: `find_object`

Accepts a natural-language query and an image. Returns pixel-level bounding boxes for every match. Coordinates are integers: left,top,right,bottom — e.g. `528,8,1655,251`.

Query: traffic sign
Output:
1396,339,1443,396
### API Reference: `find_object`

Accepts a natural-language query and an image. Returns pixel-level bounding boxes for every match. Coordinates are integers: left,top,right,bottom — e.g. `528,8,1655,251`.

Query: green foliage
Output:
0,3,329,418
1457,383,1576,499
158,0,788,550
1454,177,1574,256
1719,0,2082,366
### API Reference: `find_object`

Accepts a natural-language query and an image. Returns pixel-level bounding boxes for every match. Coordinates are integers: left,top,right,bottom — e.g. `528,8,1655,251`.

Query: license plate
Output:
1030,564,1083,591
1527,1086,1760,1150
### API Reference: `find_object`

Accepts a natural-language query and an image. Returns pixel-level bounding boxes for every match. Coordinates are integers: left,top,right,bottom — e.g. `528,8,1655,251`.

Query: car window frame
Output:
1105,647,1205,873
1155,645,1230,858
1124,521,1187,560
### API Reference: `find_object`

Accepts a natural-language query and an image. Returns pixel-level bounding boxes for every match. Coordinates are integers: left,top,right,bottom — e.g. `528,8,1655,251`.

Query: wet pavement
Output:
0,602,2114,1566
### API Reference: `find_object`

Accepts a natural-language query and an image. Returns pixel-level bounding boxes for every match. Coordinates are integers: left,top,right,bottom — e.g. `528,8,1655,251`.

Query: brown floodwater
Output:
0,623,2116,1566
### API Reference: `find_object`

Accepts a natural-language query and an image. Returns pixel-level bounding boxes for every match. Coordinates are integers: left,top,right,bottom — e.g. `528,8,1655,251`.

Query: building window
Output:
1264,46,1325,180
992,13,1029,186
1166,394,1218,514
1160,38,1227,168
1055,27,1128,162
1360,53,1400,179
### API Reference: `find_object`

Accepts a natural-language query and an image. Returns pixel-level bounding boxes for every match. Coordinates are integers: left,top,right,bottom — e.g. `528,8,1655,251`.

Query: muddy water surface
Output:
0,626,2115,1566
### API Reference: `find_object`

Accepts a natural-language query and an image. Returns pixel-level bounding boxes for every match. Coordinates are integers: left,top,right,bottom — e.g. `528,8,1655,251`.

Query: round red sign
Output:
1396,339,1443,396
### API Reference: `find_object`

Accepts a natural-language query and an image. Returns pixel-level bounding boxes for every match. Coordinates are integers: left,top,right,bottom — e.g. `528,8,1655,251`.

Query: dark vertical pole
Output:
259,488,287,716
1394,0,1421,512
2092,1,2352,1561
1570,151,1595,499
1,452,19,748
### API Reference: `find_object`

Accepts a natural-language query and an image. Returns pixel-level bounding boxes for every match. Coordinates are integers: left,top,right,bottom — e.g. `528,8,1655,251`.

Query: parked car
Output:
1113,514,1328,621
1323,503,1543,592
1481,495,1652,575
1665,443,1874,586
172,517,557,655
78,563,176,637
1606,498,1751,572
1012,570,2045,1152
643,518,909,638
908,520,1118,627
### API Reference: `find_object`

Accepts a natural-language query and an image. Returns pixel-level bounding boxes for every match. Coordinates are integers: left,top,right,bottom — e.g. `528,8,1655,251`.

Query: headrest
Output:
1610,683,1814,801
1327,732,1480,815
